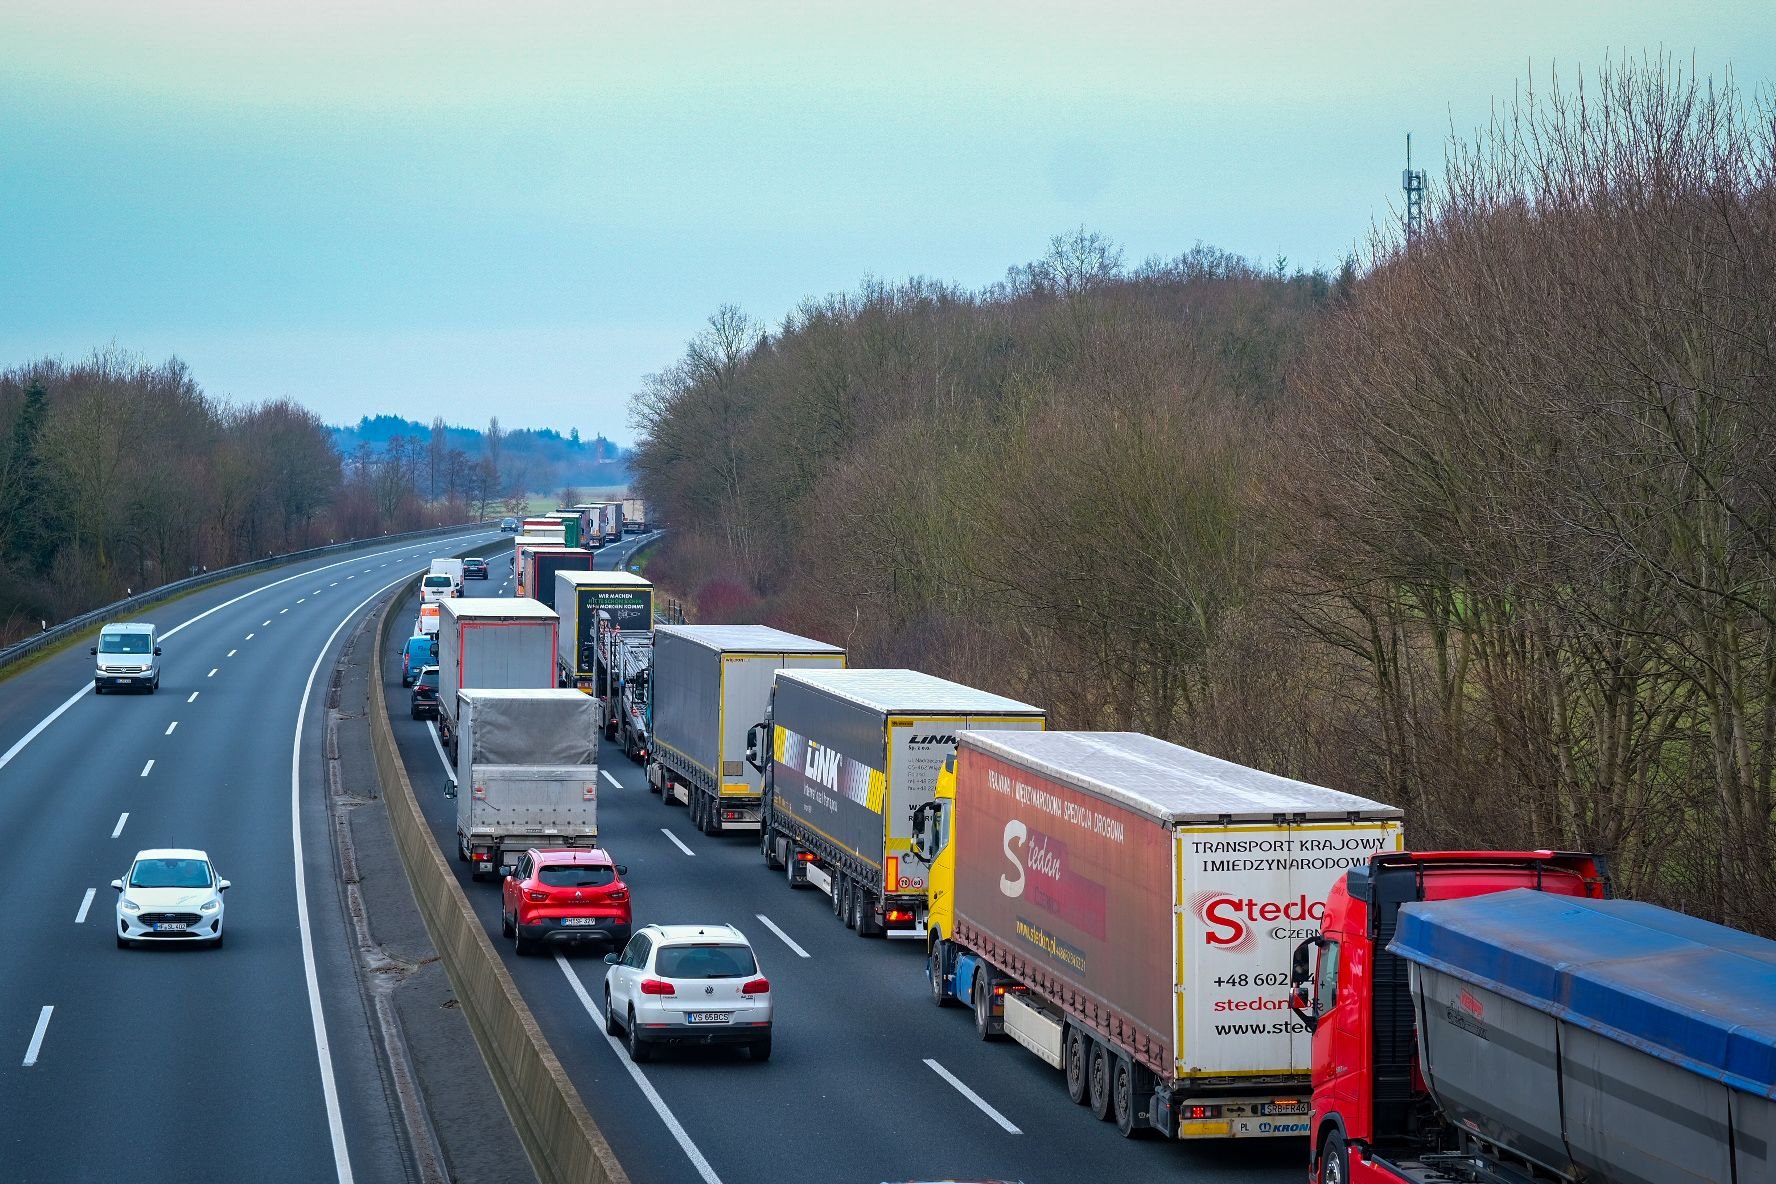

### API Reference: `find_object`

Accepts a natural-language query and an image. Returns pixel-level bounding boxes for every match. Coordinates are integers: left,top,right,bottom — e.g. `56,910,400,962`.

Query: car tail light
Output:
741,977,770,995
639,979,675,996
608,888,628,902
526,890,549,903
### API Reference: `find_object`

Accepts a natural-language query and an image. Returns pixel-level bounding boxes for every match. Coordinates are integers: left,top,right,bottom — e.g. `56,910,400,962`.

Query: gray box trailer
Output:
750,668,1044,938
647,625,845,834
453,689,600,880
554,570,654,689
436,597,559,758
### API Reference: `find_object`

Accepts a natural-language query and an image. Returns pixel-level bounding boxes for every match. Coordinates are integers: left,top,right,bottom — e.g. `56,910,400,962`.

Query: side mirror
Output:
217,879,231,892
744,724,765,773
1288,936,1323,1033
498,866,514,879
90,647,98,656
616,864,629,875
110,879,124,891
603,952,620,965
154,646,162,656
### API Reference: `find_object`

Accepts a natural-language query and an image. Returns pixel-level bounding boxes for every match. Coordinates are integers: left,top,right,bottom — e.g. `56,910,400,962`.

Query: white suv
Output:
603,924,772,1062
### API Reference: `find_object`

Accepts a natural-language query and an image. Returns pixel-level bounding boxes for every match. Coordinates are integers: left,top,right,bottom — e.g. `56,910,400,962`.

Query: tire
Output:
762,826,782,869
95,684,105,695
626,1010,653,1063
749,1035,772,1062
688,791,702,829
973,973,999,1041
410,705,421,720
456,838,468,864
1065,1026,1091,1105
705,797,723,835
1316,1131,1350,1184
839,876,855,927
784,844,801,888
116,935,129,949
514,927,534,956
604,990,621,1037
501,909,514,938
212,929,225,950
1088,1040,1115,1121
851,881,871,935
152,673,160,691
1113,1054,1145,1138
929,940,954,1007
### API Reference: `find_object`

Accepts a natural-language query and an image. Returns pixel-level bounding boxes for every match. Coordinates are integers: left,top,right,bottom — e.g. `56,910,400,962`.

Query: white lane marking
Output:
280,608,289,615
601,770,622,788
0,532,496,780
346,575,354,580
426,721,454,783
556,958,724,1184
262,620,272,626
329,582,338,587
227,649,236,658
661,829,695,857
187,692,199,703
75,889,95,923
165,721,178,735
21,1006,53,1067
208,668,218,678
292,569,430,1184
298,598,306,604
245,633,255,640
112,812,128,838
140,759,153,777
755,913,810,959
924,1058,1022,1134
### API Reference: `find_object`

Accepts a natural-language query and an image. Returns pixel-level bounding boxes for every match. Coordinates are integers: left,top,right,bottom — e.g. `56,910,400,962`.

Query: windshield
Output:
99,632,151,654
655,943,756,979
129,858,212,889
538,864,615,888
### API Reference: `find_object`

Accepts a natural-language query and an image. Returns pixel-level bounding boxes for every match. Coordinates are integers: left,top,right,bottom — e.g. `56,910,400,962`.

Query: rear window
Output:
655,943,756,979
416,669,438,688
538,864,615,888
423,575,452,588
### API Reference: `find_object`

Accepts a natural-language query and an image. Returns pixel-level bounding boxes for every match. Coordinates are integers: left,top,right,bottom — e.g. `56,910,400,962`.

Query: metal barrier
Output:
0,521,496,676
367,574,630,1184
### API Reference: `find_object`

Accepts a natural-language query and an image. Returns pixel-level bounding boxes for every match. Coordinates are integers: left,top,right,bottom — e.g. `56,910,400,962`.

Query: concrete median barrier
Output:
368,579,631,1184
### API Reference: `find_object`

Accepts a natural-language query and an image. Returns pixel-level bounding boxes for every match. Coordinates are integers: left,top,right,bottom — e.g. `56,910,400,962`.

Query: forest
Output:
631,61,1776,933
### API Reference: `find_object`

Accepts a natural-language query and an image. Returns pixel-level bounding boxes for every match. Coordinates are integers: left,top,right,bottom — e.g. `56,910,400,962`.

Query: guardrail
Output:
368,574,630,1184
0,521,496,677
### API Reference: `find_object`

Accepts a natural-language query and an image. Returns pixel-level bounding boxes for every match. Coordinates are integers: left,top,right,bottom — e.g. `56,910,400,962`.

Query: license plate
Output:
560,918,598,927
1259,1101,1307,1116
687,1011,731,1024
153,923,187,932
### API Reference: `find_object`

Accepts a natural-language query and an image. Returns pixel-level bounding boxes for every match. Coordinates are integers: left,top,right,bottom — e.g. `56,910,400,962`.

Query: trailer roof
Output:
958,730,1401,822
656,624,843,655
440,597,557,620
557,570,651,588
776,668,1042,716
1392,891,1776,1098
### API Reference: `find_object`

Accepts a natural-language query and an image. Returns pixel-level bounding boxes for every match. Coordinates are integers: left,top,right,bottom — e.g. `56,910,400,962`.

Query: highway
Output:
382,535,1303,1184
0,527,497,1184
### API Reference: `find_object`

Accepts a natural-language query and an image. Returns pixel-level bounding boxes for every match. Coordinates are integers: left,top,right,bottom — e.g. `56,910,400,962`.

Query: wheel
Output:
1316,1131,1350,1184
116,935,130,949
762,825,782,869
152,674,160,691
973,973,1000,1040
1088,1040,1115,1121
929,940,954,1007
852,883,877,936
94,684,105,695
1113,1054,1145,1138
604,990,621,1037
410,705,421,720
784,843,802,887
626,1010,653,1063
838,875,853,926
1065,1026,1091,1105
704,797,723,835
501,909,514,938
514,927,534,956
212,929,225,950
456,838,468,863
749,1035,772,1062
688,791,702,828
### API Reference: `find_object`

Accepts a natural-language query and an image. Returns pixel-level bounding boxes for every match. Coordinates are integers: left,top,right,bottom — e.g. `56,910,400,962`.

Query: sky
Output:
2,2,1772,446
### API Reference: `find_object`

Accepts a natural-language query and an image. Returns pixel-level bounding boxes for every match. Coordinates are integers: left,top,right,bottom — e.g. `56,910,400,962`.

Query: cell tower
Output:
1402,133,1427,239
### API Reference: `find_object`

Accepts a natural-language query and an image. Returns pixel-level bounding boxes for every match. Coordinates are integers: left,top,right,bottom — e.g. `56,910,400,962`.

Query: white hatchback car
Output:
603,924,772,1062
113,848,229,948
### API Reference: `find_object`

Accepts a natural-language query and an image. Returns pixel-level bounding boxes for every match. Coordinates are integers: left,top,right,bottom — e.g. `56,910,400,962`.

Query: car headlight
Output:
120,898,142,912
200,899,220,912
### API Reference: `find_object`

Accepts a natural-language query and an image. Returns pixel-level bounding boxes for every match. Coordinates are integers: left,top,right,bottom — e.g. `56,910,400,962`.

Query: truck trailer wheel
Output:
1112,1054,1149,1138
762,826,782,869
1316,1132,1350,1184
839,876,855,927
1064,1026,1091,1105
1088,1040,1116,1121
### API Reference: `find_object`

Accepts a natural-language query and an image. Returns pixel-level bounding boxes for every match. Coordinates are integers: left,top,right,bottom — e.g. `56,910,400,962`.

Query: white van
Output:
420,573,457,604
92,622,161,694
429,558,464,589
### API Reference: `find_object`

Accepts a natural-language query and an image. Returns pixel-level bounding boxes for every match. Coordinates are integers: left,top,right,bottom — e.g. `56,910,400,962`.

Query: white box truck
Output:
648,625,845,834
917,730,1403,1140
454,689,599,880
436,597,559,759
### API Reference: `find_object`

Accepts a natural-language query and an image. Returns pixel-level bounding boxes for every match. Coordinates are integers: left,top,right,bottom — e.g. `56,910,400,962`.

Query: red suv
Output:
501,848,631,956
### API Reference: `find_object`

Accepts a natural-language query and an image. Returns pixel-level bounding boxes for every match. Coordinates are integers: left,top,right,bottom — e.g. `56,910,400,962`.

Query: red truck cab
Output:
1288,851,1609,1184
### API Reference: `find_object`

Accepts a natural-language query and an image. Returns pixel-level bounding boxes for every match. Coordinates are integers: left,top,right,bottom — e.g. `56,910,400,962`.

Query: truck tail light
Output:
885,908,914,925
1185,1105,1221,1119
741,978,770,995
796,851,817,863
639,979,675,996
472,851,490,861
526,890,549,903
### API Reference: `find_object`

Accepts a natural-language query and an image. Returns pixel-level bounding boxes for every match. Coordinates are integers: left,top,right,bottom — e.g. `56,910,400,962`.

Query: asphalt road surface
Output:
383,536,1305,1184
0,527,497,1184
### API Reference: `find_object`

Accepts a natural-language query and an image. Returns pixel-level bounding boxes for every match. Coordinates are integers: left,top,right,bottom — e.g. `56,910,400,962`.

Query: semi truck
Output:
512,531,564,581
517,543,595,602
1290,850,1775,1184
745,669,1044,939
543,510,584,548
574,502,619,545
621,497,646,533
554,570,654,690
602,629,653,762
647,625,845,835
435,597,560,760
915,730,1402,1141
453,689,600,880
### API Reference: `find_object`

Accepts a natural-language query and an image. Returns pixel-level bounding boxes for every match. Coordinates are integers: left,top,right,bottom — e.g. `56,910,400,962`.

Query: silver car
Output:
603,924,772,1062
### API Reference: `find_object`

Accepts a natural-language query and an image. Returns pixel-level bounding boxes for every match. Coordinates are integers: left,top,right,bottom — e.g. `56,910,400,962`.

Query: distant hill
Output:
330,415,631,493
